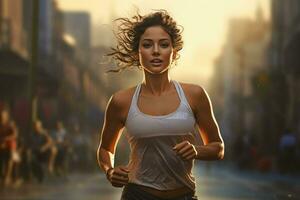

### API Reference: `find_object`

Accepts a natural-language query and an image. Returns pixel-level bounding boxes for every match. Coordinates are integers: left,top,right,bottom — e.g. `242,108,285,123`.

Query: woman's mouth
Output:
150,59,163,66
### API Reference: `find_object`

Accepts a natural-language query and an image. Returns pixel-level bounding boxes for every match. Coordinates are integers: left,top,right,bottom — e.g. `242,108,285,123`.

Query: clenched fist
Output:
106,165,129,187
173,140,198,160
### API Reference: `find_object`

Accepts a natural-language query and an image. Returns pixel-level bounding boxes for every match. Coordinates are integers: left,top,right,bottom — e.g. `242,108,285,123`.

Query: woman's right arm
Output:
97,92,129,187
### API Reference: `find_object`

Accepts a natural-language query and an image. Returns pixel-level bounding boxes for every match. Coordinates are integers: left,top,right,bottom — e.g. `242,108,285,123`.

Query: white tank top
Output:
125,80,197,191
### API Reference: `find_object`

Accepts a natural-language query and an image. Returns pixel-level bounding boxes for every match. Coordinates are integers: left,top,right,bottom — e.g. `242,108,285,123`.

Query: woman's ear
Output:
172,51,177,61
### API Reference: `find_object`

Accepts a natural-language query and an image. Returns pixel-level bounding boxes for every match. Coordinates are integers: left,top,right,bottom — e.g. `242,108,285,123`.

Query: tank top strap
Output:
173,80,187,103
173,80,194,115
130,83,142,110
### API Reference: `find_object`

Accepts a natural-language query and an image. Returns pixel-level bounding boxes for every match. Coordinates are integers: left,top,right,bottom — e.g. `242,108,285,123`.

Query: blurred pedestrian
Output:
97,10,224,200
53,121,69,176
9,120,23,187
278,129,297,174
30,120,57,182
0,109,15,186
70,124,90,171
5,120,21,187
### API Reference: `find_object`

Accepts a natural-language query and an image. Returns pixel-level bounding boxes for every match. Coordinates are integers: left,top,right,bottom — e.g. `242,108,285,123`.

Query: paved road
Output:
1,164,299,200
194,163,300,200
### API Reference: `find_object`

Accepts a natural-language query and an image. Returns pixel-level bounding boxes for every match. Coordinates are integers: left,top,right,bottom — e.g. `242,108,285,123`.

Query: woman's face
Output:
138,26,175,74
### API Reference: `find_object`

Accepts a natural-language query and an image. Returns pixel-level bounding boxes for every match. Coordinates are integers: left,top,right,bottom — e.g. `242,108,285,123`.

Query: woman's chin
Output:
145,68,168,75
143,65,170,74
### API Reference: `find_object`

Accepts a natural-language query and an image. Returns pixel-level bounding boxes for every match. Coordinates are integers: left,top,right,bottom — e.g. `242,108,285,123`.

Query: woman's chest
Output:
125,102,196,139
137,92,181,116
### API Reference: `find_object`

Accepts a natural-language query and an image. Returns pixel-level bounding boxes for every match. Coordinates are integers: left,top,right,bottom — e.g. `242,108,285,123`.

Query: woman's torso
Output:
121,80,199,194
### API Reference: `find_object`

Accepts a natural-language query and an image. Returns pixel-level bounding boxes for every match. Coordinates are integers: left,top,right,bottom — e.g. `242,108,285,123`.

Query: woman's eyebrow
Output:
141,38,170,42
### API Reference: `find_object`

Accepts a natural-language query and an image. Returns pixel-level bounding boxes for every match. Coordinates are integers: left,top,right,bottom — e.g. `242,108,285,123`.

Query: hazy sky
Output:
58,0,271,87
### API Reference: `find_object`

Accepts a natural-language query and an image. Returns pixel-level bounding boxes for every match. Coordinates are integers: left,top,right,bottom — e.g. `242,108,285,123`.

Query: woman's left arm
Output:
174,85,224,161
194,86,224,160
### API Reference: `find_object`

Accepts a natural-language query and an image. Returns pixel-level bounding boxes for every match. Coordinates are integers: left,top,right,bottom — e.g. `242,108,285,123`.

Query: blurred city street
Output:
1,1,300,200
1,164,299,200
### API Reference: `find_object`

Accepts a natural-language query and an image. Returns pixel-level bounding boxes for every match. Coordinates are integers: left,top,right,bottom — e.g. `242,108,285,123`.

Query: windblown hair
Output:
107,10,183,72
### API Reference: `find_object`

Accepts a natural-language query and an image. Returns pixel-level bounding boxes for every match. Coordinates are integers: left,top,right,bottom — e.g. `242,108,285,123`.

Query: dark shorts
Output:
0,148,10,160
0,148,10,177
121,183,198,200
32,149,51,163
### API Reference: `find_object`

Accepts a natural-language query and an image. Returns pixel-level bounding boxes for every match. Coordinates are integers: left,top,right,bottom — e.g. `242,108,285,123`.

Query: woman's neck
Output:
142,71,172,96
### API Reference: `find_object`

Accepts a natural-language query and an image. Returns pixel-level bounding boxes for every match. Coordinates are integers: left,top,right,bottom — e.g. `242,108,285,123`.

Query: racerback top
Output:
124,80,197,191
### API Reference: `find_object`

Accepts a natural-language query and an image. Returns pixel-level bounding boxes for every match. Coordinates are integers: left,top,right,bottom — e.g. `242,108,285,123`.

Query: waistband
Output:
121,183,197,200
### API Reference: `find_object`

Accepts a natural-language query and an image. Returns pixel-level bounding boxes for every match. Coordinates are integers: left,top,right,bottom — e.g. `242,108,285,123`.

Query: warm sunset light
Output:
1,1,300,199
58,0,270,88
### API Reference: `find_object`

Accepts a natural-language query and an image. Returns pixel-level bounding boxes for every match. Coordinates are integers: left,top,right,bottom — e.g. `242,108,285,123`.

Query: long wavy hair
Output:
107,10,183,72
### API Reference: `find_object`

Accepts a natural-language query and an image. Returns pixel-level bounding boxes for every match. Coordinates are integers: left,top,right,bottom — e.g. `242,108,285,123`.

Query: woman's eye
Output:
142,43,151,48
161,43,170,48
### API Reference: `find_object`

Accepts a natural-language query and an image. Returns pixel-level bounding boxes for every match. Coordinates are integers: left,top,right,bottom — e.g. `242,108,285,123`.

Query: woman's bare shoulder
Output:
109,86,137,110
176,82,207,112
177,82,205,97
105,86,138,123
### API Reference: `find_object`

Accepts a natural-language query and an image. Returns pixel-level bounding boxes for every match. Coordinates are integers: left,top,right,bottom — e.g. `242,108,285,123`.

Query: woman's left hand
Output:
173,141,197,160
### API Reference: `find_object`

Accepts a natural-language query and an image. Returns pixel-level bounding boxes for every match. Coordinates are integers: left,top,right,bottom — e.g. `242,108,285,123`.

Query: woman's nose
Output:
152,44,160,55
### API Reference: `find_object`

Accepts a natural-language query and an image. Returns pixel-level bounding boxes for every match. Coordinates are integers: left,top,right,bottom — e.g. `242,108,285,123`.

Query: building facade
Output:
270,0,300,132
211,7,271,157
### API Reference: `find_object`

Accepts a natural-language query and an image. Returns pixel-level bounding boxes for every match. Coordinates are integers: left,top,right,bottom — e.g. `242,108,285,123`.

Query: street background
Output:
0,0,300,199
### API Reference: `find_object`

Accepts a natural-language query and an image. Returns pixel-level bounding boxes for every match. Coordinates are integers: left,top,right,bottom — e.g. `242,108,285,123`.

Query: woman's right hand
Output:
106,166,129,187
